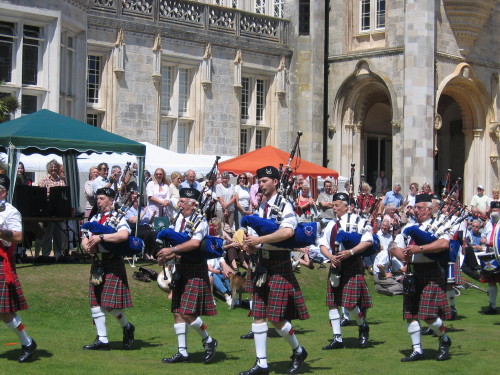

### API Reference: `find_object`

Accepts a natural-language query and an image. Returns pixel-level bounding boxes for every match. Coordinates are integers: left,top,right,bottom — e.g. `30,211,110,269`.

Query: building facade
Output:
324,0,499,200
0,0,499,201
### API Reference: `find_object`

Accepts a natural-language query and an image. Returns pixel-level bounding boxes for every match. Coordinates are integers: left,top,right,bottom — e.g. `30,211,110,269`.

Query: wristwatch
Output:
173,246,178,254
100,234,105,241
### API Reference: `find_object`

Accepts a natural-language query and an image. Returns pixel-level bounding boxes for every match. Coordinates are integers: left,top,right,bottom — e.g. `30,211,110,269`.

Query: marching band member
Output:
479,201,500,315
240,166,309,375
81,188,135,351
392,194,452,362
0,175,37,362
319,192,372,350
157,188,219,364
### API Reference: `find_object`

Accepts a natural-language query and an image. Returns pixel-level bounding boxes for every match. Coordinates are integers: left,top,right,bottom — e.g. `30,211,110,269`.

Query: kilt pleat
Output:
171,263,216,316
403,263,451,321
252,258,309,322
245,268,254,293
0,258,28,313
89,256,132,309
326,256,372,310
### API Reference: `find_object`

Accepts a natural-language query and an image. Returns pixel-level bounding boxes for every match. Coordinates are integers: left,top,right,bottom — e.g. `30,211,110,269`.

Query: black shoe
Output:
287,346,308,375
401,350,424,362
483,305,498,315
340,318,350,327
240,331,254,339
139,266,159,280
239,361,269,375
83,338,111,351
449,307,457,320
421,327,435,336
436,337,451,361
123,323,135,349
358,322,369,347
18,339,37,363
322,338,344,350
162,352,190,364
202,338,217,363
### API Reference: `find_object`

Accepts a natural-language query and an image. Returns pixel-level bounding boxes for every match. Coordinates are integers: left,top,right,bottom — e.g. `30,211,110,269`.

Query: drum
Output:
447,261,455,284
477,253,500,275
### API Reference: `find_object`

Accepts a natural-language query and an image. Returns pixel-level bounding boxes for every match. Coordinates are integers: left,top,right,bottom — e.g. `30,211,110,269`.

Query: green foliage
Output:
0,262,497,374
0,81,20,123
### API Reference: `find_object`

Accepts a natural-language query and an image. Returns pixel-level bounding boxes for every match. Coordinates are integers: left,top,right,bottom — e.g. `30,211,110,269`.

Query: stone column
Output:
402,0,436,188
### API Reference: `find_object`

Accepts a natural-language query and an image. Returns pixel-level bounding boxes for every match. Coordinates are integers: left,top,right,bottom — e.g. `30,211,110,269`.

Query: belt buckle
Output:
262,249,270,259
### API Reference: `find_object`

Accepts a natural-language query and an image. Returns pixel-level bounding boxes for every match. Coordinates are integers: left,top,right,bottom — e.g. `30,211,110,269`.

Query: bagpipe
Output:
81,191,144,257
402,204,469,268
239,131,319,249
240,215,318,249
156,156,224,260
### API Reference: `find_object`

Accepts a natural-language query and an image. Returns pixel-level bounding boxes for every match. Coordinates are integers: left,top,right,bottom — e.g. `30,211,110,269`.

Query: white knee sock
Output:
446,290,456,308
341,306,350,320
488,285,498,308
5,315,31,346
91,306,108,343
407,321,422,354
428,317,448,341
328,308,342,340
349,306,365,325
174,323,188,356
252,322,268,368
107,309,129,328
275,321,301,352
190,317,212,344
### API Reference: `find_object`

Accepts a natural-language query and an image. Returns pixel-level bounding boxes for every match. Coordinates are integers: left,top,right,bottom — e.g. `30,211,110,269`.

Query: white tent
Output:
4,142,232,179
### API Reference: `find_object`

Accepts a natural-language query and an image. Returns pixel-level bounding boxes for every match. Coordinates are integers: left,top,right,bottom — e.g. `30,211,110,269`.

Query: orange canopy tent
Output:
217,145,338,180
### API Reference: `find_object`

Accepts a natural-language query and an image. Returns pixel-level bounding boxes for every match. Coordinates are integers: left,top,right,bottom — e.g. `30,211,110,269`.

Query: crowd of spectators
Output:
6,158,499,308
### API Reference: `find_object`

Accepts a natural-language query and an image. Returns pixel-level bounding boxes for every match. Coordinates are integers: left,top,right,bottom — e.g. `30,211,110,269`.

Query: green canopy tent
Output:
0,110,146,214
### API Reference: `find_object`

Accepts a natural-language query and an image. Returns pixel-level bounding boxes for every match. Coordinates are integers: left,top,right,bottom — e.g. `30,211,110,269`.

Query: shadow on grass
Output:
0,348,52,362
342,337,385,348
106,339,162,350
272,356,331,374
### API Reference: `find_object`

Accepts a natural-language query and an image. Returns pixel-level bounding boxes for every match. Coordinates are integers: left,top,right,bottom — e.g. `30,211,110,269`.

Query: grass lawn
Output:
1,259,498,375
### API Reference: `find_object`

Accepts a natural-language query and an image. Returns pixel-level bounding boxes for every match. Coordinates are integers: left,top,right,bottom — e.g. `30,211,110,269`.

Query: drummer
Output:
479,201,500,315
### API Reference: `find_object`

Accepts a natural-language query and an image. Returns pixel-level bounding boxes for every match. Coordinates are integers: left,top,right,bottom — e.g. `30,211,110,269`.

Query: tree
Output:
0,81,20,123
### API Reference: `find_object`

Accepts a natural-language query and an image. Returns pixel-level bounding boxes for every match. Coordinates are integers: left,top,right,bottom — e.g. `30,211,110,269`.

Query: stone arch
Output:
333,60,400,129
436,63,494,199
436,63,490,131
331,60,398,188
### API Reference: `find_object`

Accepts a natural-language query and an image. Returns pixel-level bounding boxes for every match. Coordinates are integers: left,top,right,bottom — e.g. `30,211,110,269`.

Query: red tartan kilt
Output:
326,256,372,310
245,268,254,293
171,263,216,316
252,258,309,323
449,258,463,285
403,263,451,321
89,256,132,309
0,259,28,313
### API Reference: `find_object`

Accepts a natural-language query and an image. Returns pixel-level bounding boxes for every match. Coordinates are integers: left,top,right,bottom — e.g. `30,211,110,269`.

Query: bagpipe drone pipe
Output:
156,228,224,260
240,214,319,249
333,230,380,257
81,221,144,257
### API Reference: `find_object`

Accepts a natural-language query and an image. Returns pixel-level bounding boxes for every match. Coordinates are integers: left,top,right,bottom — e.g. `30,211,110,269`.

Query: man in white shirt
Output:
392,194,452,362
240,166,308,375
319,192,373,350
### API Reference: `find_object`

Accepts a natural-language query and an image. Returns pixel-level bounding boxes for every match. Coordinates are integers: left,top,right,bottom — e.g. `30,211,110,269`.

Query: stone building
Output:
0,0,499,201
0,0,294,157
322,0,499,200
